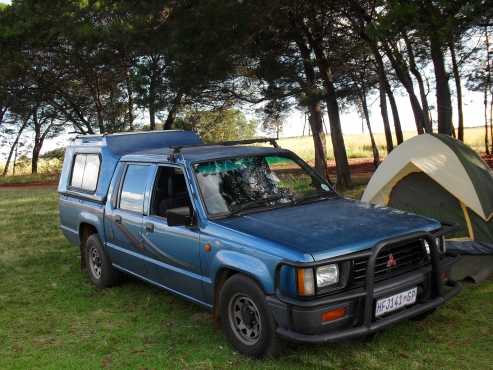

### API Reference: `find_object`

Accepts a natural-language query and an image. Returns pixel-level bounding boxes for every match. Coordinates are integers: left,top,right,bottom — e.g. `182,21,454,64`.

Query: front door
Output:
107,163,154,276
142,165,204,302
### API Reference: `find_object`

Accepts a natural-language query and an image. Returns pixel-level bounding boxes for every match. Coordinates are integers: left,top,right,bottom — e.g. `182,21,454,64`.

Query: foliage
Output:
175,109,257,143
0,0,492,181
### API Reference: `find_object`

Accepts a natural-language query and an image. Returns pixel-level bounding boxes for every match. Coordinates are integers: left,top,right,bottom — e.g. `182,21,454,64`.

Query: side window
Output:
70,154,100,192
150,166,191,218
119,165,150,214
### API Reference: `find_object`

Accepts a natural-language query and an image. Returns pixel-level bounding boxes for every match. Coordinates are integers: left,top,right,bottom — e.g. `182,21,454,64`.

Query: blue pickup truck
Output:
58,130,461,357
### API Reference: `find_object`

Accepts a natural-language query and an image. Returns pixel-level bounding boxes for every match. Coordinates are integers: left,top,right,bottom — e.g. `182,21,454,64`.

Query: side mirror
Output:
167,207,194,227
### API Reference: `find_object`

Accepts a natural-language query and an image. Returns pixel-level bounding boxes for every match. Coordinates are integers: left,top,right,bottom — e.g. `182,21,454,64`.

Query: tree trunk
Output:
308,102,330,179
31,143,40,174
360,92,380,168
149,102,156,131
163,92,183,130
430,35,453,135
382,42,427,134
485,83,490,155
304,34,351,189
449,40,464,141
12,142,18,176
31,122,41,174
379,79,394,153
125,73,135,131
0,106,7,129
295,36,331,181
2,121,27,177
368,42,403,144
486,27,492,154
490,96,492,154
403,35,432,133
324,80,352,189
148,58,160,131
349,5,404,144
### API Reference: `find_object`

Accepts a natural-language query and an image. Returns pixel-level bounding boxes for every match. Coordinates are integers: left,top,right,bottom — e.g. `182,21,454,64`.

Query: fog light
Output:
321,307,347,322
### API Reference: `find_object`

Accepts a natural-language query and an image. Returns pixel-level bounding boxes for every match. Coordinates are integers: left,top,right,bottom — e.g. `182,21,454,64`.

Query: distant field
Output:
0,127,488,181
278,127,489,162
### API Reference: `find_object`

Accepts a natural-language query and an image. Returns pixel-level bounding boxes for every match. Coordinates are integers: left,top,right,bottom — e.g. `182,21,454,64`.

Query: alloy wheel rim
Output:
228,293,262,345
88,246,102,279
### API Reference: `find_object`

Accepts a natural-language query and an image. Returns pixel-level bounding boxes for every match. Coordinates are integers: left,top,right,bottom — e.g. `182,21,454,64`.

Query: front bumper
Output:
268,231,462,344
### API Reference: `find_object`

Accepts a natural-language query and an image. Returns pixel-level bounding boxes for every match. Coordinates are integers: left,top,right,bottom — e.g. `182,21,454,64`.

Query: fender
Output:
209,249,277,295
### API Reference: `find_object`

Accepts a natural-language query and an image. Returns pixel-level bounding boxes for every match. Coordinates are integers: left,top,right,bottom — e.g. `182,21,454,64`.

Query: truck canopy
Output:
58,130,203,202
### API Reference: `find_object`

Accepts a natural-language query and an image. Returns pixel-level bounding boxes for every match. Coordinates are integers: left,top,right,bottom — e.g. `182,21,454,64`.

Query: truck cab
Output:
58,131,461,357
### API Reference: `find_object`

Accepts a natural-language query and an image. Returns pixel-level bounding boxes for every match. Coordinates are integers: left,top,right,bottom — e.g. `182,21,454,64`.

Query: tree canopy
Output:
0,0,492,187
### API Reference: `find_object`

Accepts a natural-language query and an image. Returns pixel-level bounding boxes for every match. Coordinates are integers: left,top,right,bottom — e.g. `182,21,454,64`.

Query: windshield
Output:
194,154,335,217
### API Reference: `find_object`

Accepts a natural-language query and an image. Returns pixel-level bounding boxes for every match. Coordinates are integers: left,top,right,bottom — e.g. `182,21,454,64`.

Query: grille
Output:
351,239,429,286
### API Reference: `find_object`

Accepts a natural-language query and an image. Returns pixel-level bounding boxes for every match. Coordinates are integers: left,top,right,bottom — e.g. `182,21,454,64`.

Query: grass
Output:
0,187,492,369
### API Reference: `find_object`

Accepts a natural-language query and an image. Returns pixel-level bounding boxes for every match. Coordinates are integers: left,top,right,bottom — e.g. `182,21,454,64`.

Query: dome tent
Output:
362,134,493,255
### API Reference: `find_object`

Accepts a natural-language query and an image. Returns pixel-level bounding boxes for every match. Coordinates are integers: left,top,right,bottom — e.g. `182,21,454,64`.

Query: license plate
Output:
375,287,417,317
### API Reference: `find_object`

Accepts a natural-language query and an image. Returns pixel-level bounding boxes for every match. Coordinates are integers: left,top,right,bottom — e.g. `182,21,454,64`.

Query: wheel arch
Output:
211,255,274,320
78,222,99,270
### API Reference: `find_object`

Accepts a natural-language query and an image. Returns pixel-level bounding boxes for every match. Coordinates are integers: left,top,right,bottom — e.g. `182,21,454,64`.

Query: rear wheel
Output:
85,234,120,288
219,274,280,358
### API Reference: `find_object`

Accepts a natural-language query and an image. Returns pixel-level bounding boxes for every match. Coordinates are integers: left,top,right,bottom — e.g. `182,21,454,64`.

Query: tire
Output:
85,234,120,288
410,308,436,321
219,274,280,358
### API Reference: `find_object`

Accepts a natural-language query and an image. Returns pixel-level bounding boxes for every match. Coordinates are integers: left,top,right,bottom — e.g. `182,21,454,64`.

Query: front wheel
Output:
219,274,280,358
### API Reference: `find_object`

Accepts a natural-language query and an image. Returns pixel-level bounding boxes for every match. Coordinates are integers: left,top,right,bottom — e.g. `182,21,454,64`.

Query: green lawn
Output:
0,188,492,369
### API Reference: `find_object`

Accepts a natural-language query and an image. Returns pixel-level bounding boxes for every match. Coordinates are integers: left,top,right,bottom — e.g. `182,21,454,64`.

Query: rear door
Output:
106,163,154,277
142,164,204,302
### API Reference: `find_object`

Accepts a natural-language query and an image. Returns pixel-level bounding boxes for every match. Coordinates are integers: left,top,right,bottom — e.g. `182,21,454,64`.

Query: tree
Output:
175,109,257,143
1,110,30,177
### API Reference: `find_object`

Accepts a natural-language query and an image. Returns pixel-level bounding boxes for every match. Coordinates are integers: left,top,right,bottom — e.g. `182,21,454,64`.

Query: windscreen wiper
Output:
293,192,333,206
228,194,284,216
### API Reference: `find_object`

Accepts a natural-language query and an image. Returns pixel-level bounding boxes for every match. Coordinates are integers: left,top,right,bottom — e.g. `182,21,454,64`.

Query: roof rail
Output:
169,137,280,160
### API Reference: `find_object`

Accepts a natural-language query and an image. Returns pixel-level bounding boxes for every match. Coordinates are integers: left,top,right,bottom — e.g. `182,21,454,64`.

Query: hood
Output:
213,197,441,261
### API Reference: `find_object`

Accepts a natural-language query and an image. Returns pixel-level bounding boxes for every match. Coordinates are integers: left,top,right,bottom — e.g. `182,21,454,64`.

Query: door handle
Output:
145,222,154,233
114,215,122,224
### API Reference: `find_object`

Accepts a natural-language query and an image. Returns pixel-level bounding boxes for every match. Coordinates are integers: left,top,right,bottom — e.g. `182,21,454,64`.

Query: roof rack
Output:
169,137,280,160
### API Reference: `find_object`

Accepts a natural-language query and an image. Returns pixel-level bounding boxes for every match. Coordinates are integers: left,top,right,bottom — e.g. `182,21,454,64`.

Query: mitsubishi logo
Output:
387,254,398,268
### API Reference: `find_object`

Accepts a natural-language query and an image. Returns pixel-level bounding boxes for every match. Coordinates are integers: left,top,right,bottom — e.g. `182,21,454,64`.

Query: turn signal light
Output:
321,307,347,322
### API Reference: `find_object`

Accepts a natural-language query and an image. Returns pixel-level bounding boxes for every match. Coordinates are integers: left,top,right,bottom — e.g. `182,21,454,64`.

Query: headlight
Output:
297,264,341,296
424,236,446,255
316,264,339,287
424,240,431,255
437,236,446,254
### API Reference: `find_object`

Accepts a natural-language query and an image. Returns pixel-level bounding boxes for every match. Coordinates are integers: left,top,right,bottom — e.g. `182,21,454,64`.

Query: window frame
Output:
68,153,101,194
148,163,194,220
